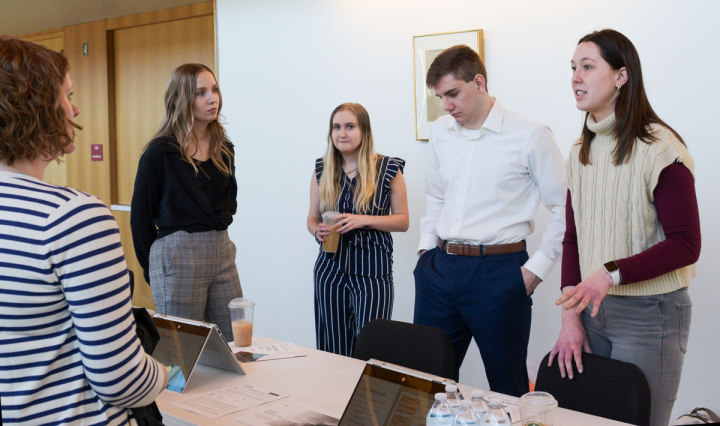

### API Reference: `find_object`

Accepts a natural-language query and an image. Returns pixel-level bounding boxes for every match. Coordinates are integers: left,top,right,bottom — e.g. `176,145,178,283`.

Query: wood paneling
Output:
114,210,156,310
212,0,218,76
19,28,65,40
106,2,213,30
113,14,215,205
24,32,64,51
63,21,112,206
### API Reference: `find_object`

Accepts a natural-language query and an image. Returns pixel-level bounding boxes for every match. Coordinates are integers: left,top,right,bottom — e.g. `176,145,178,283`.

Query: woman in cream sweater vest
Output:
549,30,701,426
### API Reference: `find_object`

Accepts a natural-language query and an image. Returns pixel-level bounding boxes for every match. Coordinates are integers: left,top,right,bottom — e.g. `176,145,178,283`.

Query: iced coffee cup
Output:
517,391,558,426
228,298,255,347
321,211,341,253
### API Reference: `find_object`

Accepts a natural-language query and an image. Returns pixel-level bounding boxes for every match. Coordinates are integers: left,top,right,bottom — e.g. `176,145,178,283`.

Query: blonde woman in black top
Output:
131,63,242,338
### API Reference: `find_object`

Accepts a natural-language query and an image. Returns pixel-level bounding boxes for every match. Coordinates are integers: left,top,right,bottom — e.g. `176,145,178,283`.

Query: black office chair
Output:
535,351,651,426
128,269,135,298
353,319,455,379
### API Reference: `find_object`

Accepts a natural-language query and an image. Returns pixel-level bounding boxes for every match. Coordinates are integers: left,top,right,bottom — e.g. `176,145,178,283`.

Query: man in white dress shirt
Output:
414,45,566,396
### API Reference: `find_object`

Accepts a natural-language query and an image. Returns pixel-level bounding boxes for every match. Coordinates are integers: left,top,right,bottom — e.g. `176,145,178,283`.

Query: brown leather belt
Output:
437,237,525,257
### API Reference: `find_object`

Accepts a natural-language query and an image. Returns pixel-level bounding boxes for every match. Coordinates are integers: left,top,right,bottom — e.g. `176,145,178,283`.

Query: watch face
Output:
604,261,619,273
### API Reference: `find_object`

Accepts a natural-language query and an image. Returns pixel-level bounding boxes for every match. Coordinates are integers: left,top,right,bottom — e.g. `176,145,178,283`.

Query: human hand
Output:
555,268,613,317
315,223,332,242
548,312,592,379
521,266,542,296
418,249,427,257
334,214,368,234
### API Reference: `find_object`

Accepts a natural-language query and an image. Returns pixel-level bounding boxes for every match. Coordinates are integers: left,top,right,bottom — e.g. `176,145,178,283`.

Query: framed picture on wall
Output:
413,29,484,141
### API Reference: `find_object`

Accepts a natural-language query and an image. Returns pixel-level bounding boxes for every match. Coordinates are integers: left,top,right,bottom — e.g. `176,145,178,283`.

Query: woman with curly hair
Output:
0,36,167,424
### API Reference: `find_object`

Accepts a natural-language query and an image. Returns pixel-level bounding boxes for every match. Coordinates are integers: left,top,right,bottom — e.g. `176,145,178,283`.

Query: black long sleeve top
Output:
130,136,237,282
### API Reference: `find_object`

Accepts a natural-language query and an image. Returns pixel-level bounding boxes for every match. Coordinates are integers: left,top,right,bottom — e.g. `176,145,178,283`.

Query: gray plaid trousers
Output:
149,230,243,339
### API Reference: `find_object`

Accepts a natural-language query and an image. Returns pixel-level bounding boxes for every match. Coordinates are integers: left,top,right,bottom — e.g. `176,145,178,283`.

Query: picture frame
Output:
413,30,484,141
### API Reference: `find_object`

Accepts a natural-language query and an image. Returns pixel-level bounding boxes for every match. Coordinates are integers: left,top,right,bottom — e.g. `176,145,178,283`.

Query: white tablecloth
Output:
154,337,630,425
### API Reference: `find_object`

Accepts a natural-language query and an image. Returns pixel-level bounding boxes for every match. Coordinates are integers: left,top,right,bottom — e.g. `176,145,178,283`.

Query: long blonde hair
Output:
151,63,233,175
319,103,378,214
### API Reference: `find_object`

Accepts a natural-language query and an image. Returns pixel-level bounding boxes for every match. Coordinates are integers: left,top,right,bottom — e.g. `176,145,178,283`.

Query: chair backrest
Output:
128,269,135,298
352,319,454,379
535,351,651,426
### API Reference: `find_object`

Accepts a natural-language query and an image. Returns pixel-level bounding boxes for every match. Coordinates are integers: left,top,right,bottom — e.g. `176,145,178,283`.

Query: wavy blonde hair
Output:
319,103,378,214
151,63,232,175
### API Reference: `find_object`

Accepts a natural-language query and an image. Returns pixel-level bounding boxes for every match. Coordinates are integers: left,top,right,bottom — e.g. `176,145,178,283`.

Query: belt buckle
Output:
445,241,459,255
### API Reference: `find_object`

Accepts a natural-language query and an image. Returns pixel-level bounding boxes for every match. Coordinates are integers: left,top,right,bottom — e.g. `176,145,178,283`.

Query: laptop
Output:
151,314,245,393
339,359,455,425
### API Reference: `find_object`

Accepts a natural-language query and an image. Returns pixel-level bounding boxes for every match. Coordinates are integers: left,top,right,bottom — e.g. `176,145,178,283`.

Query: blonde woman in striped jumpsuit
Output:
307,103,409,357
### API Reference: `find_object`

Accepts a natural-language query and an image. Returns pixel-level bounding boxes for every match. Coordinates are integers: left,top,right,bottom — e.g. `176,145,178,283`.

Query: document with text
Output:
235,398,338,426
171,384,288,419
230,342,307,362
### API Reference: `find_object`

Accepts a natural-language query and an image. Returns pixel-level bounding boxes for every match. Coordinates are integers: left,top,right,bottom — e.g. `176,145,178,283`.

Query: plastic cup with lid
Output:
227,298,255,347
321,211,342,252
517,391,558,426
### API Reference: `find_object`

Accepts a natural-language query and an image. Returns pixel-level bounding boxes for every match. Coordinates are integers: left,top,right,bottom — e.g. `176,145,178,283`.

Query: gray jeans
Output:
149,230,243,339
582,287,691,426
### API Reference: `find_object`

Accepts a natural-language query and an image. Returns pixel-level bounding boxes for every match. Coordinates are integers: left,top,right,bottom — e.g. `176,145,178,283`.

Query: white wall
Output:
217,0,720,419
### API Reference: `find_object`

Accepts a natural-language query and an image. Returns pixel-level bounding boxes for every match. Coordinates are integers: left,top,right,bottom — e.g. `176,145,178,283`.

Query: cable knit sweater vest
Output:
566,113,696,296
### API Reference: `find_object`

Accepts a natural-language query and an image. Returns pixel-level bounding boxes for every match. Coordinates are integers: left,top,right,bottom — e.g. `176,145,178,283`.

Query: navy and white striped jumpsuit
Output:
313,155,405,356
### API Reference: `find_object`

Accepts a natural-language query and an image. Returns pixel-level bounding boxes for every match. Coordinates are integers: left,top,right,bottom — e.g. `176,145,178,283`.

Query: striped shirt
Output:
0,171,164,425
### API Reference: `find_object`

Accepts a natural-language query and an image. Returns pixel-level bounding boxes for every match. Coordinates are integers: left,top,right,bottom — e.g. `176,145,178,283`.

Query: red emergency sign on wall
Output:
91,144,103,161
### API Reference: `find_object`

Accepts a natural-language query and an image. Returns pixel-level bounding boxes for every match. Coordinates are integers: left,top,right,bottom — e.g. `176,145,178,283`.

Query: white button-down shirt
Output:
419,98,566,280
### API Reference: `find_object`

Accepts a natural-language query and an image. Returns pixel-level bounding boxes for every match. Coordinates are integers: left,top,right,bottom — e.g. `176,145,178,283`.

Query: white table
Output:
155,337,631,425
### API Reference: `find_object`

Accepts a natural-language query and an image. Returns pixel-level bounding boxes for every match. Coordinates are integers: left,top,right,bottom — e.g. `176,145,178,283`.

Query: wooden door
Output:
113,15,215,205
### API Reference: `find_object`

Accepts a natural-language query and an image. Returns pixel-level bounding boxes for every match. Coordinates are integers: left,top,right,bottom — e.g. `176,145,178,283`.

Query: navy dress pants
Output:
413,246,532,397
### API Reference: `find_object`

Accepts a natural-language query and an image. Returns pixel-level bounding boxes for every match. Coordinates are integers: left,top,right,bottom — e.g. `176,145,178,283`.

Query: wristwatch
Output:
603,261,622,286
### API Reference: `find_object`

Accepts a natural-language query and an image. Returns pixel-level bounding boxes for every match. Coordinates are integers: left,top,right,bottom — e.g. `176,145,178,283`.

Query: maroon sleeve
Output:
561,189,582,290
615,162,701,284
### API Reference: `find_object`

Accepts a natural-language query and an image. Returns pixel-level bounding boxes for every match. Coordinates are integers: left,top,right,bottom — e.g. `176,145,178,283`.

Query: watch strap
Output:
604,261,621,286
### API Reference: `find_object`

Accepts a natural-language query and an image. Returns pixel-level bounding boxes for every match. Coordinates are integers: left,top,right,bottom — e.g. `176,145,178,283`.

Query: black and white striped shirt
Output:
0,171,164,425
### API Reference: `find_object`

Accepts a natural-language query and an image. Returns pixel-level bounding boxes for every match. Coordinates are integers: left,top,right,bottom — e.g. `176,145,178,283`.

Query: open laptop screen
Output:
152,315,211,393
339,361,451,425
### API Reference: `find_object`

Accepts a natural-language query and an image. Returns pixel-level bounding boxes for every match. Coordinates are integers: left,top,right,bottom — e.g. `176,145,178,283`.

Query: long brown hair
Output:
0,36,81,165
319,103,379,214
152,63,232,175
577,29,685,166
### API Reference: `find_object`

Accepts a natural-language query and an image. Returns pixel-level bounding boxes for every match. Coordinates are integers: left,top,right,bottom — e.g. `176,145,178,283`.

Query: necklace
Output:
344,167,358,176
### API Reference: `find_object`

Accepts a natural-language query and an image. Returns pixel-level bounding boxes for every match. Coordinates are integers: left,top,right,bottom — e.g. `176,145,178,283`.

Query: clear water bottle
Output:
427,392,455,426
483,398,511,425
445,384,463,412
453,400,482,425
470,390,488,420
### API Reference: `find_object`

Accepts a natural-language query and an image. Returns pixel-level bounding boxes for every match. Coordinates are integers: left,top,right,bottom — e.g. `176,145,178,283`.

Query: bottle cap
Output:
445,384,458,392
435,392,448,400
471,390,484,398
460,400,473,408
488,398,503,407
